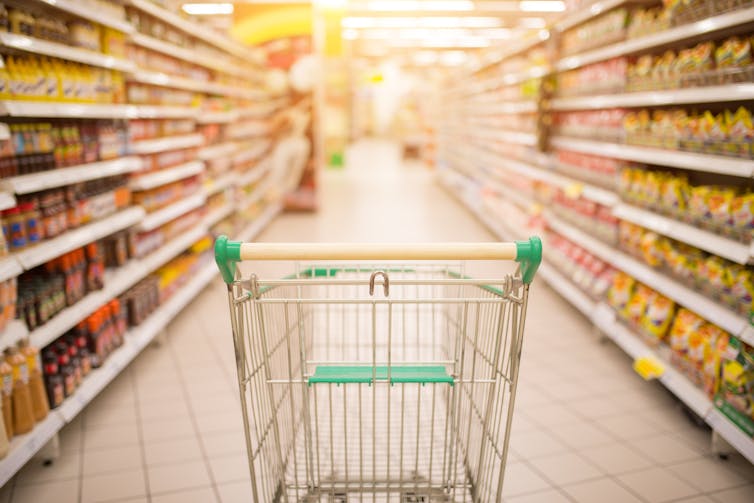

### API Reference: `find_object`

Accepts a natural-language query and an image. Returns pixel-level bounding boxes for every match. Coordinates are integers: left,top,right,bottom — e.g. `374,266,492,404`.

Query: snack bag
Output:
639,231,665,267
707,187,736,229
668,308,704,353
607,272,635,311
715,336,754,434
727,267,754,319
715,37,752,70
624,284,655,326
688,185,712,222
641,293,675,343
703,330,728,398
660,173,687,214
731,193,754,238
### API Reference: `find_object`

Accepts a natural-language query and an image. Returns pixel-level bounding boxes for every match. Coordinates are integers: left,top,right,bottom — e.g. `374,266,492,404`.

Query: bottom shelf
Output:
443,174,754,465
0,204,282,486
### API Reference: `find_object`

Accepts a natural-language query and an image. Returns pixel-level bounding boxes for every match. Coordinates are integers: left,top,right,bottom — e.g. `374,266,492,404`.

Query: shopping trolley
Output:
214,237,542,503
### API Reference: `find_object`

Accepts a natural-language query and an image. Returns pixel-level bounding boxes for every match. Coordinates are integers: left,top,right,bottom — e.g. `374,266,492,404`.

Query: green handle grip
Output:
215,235,242,284
515,236,542,284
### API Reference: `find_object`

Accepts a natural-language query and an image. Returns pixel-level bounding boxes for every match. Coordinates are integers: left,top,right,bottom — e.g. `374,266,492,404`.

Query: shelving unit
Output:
0,0,291,483
440,0,754,464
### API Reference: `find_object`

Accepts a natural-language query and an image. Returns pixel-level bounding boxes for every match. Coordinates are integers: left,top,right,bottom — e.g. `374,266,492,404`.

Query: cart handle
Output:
214,235,542,285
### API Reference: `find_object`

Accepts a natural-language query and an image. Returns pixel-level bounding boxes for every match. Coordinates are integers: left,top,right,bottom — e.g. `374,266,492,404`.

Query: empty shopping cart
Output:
214,237,542,503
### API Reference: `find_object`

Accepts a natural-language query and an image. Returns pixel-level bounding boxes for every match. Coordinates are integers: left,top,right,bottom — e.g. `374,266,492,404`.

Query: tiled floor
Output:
2,139,753,502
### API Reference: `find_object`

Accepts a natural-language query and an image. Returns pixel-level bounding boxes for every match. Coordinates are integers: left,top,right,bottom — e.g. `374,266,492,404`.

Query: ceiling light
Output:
519,1,565,12
342,16,503,29
182,3,233,15
366,1,475,11
519,17,547,28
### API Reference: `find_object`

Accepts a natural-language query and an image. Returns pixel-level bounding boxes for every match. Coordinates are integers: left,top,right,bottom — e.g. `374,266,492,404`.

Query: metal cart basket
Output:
214,237,542,503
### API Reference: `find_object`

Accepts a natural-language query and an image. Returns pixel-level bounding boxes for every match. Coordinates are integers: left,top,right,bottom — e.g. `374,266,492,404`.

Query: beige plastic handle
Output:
238,242,518,261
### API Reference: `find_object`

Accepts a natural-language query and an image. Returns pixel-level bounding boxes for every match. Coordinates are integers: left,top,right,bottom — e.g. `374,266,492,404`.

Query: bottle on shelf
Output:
18,339,49,422
4,346,35,435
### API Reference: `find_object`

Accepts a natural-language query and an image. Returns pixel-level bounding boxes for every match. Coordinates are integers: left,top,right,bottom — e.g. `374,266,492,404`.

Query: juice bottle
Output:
18,339,49,421
0,360,13,438
4,347,35,434
42,350,63,409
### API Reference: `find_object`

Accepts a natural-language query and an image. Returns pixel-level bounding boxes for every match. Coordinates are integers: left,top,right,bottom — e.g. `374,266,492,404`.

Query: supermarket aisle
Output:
5,139,754,503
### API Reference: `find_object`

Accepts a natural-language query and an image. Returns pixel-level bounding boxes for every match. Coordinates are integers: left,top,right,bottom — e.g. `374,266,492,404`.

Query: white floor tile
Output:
208,453,251,484
140,416,196,443
668,457,749,493
80,468,146,503
146,460,212,495
84,423,139,450
82,445,143,476
150,487,218,503
501,462,552,498
579,442,654,475
528,452,603,486
216,480,253,503
548,420,615,449
12,478,79,503
15,451,80,485
630,434,705,465
617,466,699,503
506,489,572,503
143,436,204,466
710,483,754,503
563,478,644,503
599,413,666,441
510,429,570,460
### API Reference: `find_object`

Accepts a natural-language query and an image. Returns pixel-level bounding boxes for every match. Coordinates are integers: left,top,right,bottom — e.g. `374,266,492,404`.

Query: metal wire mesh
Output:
226,264,530,502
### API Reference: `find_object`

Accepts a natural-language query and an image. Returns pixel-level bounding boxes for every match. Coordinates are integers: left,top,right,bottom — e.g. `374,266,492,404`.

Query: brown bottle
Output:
0,361,12,438
4,347,35,434
0,395,9,459
18,340,49,422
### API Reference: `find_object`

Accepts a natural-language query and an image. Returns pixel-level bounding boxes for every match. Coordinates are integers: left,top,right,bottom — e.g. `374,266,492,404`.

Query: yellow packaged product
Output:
731,193,754,238
660,173,687,214
688,185,712,221
707,187,735,229
638,231,665,267
641,293,675,343
715,37,752,70
668,308,703,353
726,267,754,318
703,330,728,398
624,284,655,326
607,271,635,311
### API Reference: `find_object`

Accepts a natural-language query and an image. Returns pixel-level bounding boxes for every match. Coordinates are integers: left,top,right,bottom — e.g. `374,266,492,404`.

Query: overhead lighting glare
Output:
519,17,547,28
342,28,359,39
519,1,565,12
182,3,233,15
342,16,502,28
366,1,475,11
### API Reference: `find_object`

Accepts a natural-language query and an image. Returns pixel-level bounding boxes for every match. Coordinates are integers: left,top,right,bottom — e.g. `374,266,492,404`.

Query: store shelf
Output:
545,213,754,344
0,32,135,72
707,408,754,464
234,141,272,165
555,7,754,71
126,0,251,63
204,203,235,228
468,100,538,115
204,171,239,196
538,262,598,320
555,0,635,32
140,226,208,274
128,69,219,94
137,193,206,232
238,162,273,188
550,136,754,178
0,411,64,487
129,32,228,74
0,191,15,210
551,84,754,110
3,157,142,195
13,207,145,270
130,161,204,191
198,142,238,161
238,202,283,241
0,320,30,353
197,111,240,124
0,256,22,283
35,0,134,33
613,203,751,264
0,101,198,120
130,134,204,155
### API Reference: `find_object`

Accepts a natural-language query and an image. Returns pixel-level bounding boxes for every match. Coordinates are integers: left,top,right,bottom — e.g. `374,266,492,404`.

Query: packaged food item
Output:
715,336,754,437
607,271,635,311
17,340,49,422
624,284,655,327
4,347,35,435
668,308,704,354
641,293,675,343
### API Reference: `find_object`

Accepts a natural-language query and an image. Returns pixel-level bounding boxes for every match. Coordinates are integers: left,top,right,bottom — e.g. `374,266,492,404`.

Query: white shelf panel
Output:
0,191,15,210
237,162,273,189
0,256,22,283
126,0,251,62
706,409,754,464
3,157,142,195
0,320,30,353
0,101,198,120
0,32,135,72
204,172,239,196
550,137,754,178
197,111,240,124
468,101,538,115
555,7,754,71
14,207,145,270
552,84,754,110
131,161,204,191
546,214,750,339
0,411,64,487
128,105,199,120
140,227,208,274
555,0,635,32
128,69,219,94
130,32,228,74
36,0,134,33
199,142,239,161
204,203,235,228
613,203,750,264
234,141,272,165
538,262,597,318
138,193,206,232
130,134,204,155
237,202,283,241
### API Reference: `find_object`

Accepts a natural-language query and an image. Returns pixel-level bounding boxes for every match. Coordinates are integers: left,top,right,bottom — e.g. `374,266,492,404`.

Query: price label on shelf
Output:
633,356,665,380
